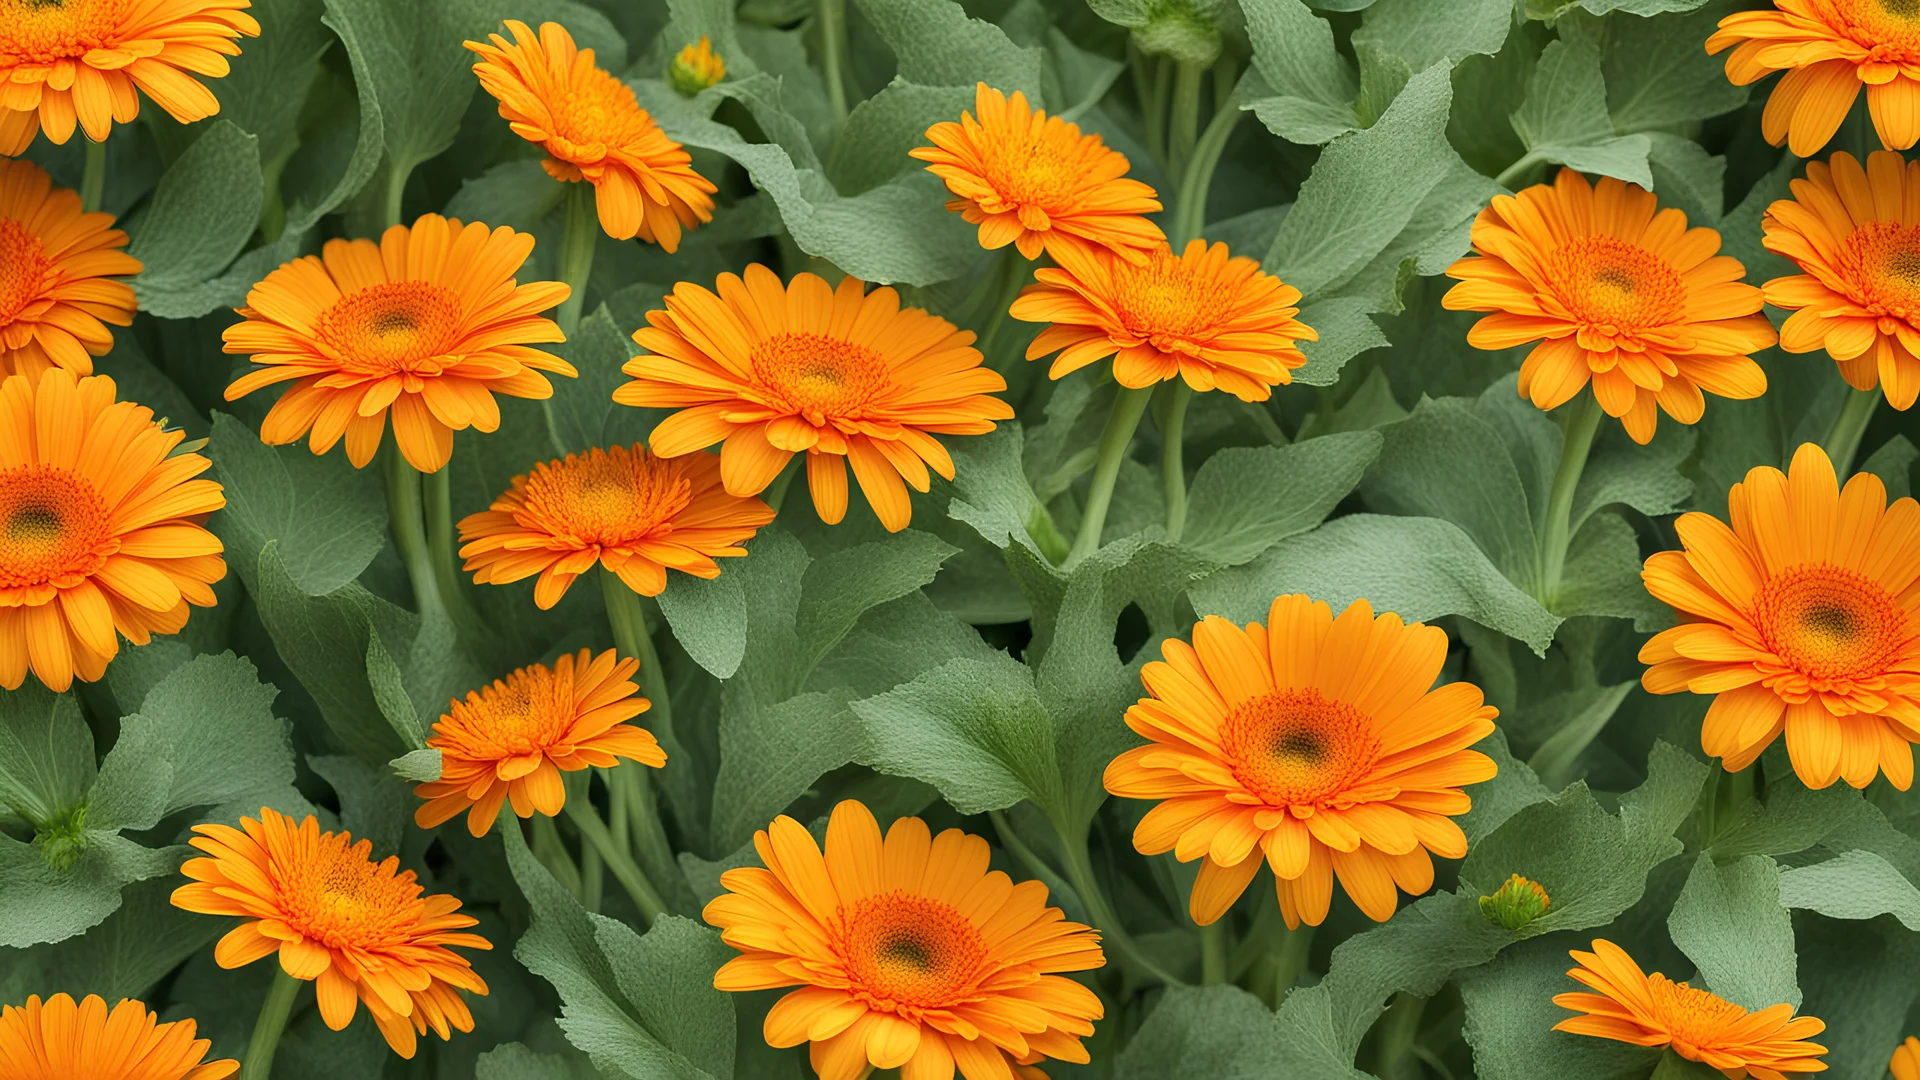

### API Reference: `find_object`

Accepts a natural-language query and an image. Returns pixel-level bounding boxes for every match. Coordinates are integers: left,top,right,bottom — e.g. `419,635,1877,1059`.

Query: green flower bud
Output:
1479,873,1551,932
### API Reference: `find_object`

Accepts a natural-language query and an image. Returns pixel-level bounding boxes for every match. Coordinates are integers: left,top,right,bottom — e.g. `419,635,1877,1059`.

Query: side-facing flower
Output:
1709,0,1920,156
669,36,726,96
0,158,140,380
0,994,236,1080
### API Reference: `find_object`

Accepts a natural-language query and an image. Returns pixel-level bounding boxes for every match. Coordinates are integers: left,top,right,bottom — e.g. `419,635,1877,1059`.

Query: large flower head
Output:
0,994,235,1080
458,444,772,608
170,807,492,1059
704,801,1105,1080
1104,595,1499,929
1709,0,1920,156
1555,939,1828,1080
615,265,1012,532
0,158,140,380
0,0,258,155
1443,169,1776,444
414,648,664,837
0,369,224,691
1640,442,1920,790
911,82,1165,263
222,214,574,474
467,20,715,249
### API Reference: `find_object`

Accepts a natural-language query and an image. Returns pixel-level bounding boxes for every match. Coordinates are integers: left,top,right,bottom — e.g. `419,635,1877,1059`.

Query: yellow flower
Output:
669,37,726,96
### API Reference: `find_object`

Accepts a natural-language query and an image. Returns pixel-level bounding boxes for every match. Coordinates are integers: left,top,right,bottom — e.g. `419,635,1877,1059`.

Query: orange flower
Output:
615,265,1012,532
170,807,492,1059
1443,169,1776,444
0,369,224,692
1640,442,1920,790
458,444,772,608
0,993,236,1080
1104,595,1499,929
1894,1036,1920,1080
704,801,1105,1080
911,82,1165,263
0,0,258,155
467,20,715,249
0,158,140,380
1010,238,1315,401
414,648,664,836
1555,939,1828,1080
1709,0,1920,157
1762,150,1920,409
221,214,574,474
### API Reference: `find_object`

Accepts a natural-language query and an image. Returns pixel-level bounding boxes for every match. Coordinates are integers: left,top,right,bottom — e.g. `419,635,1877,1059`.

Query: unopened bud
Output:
1479,873,1551,931
670,37,726,97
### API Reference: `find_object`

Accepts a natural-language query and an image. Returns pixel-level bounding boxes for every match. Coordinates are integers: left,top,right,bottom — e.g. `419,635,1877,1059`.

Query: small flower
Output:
1709,0,1920,156
1892,1035,1920,1080
0,158,141,380
1479,873,1551,931
669,36,726,96
0,993,236,1080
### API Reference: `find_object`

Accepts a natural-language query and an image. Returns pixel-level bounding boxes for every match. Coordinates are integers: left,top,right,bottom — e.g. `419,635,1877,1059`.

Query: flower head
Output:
1709,0,1920,156
1479,873,1551,931
911,83,1165,263
1641,442,1920,790
669,36,725,96
0,158,140,380
415,648,664,836
170,807,492,1059
1104,595,1499,928
468,20,716,248
0,0,259,155
1443,169,1776,444
704,801,1105,1080
616,265,1012,532
221,214,574,474
0,369,225,691
458,444,772,608
1893,1035,1920,1080
1555,939,1827,1080
0,993,236,1080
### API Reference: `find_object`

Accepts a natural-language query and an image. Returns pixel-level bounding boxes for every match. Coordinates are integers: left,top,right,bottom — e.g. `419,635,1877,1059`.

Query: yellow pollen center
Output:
271,836,424,952
0,218,52,326
1824,0,1920,58
0,0,117,65
1840,221,1920,321
513,446,693,549
1217,688,1382,806
550,65,656,154
443,664,577,758
1646,975,1749,1048
1546,235,1686,331
749,332,890,420
312,281,464,376
840,892,988,1012
1112,249,1239,349
1754,563,1907,683
978,135,1080,210
0,465,112,590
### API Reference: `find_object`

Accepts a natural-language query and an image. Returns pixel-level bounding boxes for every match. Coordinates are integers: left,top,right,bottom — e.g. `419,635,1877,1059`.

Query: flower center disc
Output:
1112,250,1239,350
447,665,577,758
841,892,988,1011
551,65,653,153
978,136,1079,209
1646,974,1749,1050
1841,221,1920,321
1546,235,1686,331
1754,563,1907,683
0,465,112,590
271,838,423,952
0,0,117,65
1218,688,1382,806
749,332,889,419
514,447,694,548
0,218,53,325
313,281,464,376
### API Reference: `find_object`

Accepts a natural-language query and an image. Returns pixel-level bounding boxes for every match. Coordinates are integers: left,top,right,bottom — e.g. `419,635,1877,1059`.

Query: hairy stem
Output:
80,138,107,215
1824,386,1881,475
556,182,599,337
1054,818,1186,987
1158,382,1193,541
241,967,302,1080
1536,392,1603,607
566,793,667,923
1067,386,1154,566
818,0,850,122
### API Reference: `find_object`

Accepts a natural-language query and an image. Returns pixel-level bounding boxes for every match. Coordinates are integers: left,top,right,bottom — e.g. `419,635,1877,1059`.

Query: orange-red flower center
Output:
0,0,117,65
1545,236,1686,332
0,465,111,590
1646,974,1749,1050
442,665,576,758
1218,688,1381,806
975,132,1080,210
312,281,464,376
513,447,693,548
840,892,987,1012
1839,221,1920,322
749,332,890,420
269,835,425,952
0,218,52,325
1820,0,1920,54
548,64,655,159
1111,250,1239,350
1754,563,1907,683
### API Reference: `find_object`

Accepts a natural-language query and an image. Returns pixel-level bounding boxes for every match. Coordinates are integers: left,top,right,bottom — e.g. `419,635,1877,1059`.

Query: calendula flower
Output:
705,801,1105,1080
1763,150,1920,408
669,36,725,96
0,0,259,155
467,20,716,249
616,265,1012,532
1104,595,1499,928
1555,939,1828,1080
0,158,140,380
170,807,492,1059
1641,442,1920,790
414,648,664,837
458,444,772,608
1893,1036,1920,1080
0,369,224,692
1709,0,1920,156
221,214,574,474
0,993,236,1080
1443,169,1776,444
911,82,1165,263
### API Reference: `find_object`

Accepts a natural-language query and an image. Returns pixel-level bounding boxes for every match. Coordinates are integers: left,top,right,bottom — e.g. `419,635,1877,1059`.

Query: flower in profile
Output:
0,159,141,380
705,800,1105,1080
414,648,664,836
1555,939,1827,1079
0,0,259,155
170,807,492,1059
616,265,1012,532
458,445,772,608
1479,873,1551,932
0,993,236,1080
1762,150,1920,409
1894,1036,1920,1080
912,82,1165,263
669,36,726,96
0,369,225,692
468,20,716,248
1443,169,1776,444
222,214,574,474
1641,442,1920,790
1709,0,1920,156
1104,595,1499,928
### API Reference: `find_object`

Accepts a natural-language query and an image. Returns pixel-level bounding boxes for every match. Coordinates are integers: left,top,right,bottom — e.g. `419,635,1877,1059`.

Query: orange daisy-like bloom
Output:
170,807,492,1059
467,20,715,249
414,648,665,837
1010,238,1316,401
457,444,772,608
221,214,574,474
704,801,1105,1080
1640,442,1920,790
1104,595,1499,929
1554,939,1828,1080
1894,1036,1920,1080
911,82,1165,264
0,0,258,155
0,994,236,1080
0,158,140,380
1443,169,1776,444
615,266,1012,532
0,369,224,692
1709,0,1920,157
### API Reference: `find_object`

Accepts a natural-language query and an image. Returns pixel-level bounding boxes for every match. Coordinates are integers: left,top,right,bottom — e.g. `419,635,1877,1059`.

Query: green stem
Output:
1173,96,1243,245
383,162,407,231
532,815,584,899
1536,392,1603,608
385,451,443,619
80,138,106,215
1158,382,1193,542
566,792,667,923
818,0,850,122
764,455,802,515
580,829,605,912
1168,60,1204,187
1495,151,1544,190
1055,819,1185,987
1200,920,1227,985
1067,386,1154,566
1373,992,1427,1079
241,967,302,1080
975,254,1031,373
1824,385,1880,475
1268,922,1314,1007
1140,52,1169,164
556,182,599,338
420,461,484,636
601,568,672,732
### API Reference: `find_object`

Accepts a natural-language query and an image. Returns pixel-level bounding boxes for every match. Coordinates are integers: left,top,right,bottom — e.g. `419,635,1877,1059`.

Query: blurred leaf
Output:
1590,4,1748,131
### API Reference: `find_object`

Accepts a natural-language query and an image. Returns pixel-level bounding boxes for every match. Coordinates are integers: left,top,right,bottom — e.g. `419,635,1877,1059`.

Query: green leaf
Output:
279,59,384,234
129,121,265,316
0,835,178,948
0,684,94,828
1667,854,1799,1012
546,307,652,454
1352,0,1511,72
855,0,1042,95
1183,432,1384,565
1794,914,1920,1080
1556,511,1669,627
309,754,411,856
1241,0,1359,145
1363,397,1538,582
1526,679,1633,790
1778,849,1920,929
445,158,567,233
1117,985,1288,1077
1863,434,1919,501
795,532,959,669
476,1044,602,1080
658,571,749,680
208,414,389,597
1644,132,1726,224
1593,4,1749,131
388,748,443,783
1461,936,1663,1080
0,878,220,1003
1509,35,1651,188
205,0,332,167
